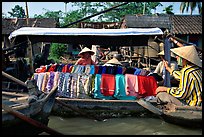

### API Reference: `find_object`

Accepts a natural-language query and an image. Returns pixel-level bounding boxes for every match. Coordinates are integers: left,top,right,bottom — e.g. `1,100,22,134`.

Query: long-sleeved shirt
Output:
154,60,178,79
167,64,202,106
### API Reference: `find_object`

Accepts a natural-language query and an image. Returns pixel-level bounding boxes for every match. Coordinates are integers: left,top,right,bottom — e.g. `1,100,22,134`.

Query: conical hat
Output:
158,50,176,58
105,58,122,65
170,46,202,67
78,47,94,56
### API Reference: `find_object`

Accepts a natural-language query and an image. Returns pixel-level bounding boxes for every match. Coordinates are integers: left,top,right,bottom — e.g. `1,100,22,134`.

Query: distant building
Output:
120,14,202,58
2,18,58,54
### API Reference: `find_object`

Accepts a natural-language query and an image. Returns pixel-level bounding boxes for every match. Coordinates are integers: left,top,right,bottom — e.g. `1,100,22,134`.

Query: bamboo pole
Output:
2,71,27,87
25,2,29,25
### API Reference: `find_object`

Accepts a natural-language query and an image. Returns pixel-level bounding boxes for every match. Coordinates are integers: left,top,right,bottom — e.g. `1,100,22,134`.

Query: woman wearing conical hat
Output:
155,45,202,106
75,47,96,65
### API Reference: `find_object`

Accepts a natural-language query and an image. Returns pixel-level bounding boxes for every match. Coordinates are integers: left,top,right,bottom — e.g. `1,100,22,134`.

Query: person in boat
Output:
75,47,96,65
155,43,202,106
103,54,123,67
153,50,179,86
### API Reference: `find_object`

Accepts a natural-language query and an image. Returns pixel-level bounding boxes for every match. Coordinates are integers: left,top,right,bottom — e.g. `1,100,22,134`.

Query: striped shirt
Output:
167,64,202,106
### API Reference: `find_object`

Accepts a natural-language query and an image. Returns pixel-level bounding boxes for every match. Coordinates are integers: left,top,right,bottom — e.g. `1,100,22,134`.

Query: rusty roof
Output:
2,18,58,35
122,14,202,35
170,15,202,35
122,14,171,29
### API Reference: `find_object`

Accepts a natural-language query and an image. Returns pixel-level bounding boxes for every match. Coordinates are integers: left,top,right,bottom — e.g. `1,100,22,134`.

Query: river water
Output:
40,115,202,135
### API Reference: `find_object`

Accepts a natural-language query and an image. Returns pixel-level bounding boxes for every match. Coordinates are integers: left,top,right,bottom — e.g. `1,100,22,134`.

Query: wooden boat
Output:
137,99,202,128
2,85,59,135
7,27,202,129
2,71,60,135
52,97,202,128
52,97,158,119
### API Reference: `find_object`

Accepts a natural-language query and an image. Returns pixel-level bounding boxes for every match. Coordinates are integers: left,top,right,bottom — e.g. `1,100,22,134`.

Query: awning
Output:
8,27,163,46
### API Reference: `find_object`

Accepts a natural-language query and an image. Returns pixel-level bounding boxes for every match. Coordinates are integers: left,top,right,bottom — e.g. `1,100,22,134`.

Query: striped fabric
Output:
167,64,202,106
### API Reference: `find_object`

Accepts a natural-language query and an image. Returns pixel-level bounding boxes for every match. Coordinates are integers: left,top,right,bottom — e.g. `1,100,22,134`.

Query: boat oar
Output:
137,98,163,116
55,99,105,121
2,104,64,135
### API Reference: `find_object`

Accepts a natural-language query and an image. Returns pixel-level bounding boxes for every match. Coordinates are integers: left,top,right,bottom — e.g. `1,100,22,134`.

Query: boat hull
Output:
52,98,157,118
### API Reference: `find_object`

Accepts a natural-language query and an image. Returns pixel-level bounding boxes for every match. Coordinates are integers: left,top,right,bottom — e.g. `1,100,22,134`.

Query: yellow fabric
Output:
167,64,202,106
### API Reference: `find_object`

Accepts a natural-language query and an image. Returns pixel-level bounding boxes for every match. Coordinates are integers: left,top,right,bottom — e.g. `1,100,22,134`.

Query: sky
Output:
2,2,200,18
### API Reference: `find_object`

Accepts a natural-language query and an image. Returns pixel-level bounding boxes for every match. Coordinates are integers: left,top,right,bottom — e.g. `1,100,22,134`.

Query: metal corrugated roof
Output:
122,14,202,35
170,15,202,35
2,18,57,35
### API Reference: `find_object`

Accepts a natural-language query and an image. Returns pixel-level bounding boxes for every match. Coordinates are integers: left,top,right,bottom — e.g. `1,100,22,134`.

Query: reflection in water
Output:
41,116,202,135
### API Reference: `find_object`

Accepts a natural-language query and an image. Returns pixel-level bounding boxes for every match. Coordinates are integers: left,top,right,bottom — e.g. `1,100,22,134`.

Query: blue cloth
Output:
134,68,142,75
114,74,136,100
93,74,114,100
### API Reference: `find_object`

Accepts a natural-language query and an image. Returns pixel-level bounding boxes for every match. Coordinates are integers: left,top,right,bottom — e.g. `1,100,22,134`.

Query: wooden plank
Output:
2,91,28,97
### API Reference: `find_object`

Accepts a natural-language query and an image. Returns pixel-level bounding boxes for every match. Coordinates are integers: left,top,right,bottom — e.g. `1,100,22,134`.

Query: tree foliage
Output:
68,2,162,22
180,2,202,15
48,43,68,63
8,5,26,18
163,5,174,14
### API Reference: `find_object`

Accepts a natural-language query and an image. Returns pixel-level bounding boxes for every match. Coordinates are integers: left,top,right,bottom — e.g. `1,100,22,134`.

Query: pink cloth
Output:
125,74,138,97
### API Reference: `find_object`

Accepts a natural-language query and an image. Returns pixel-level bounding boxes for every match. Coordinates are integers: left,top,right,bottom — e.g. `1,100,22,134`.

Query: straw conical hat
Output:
105,58,122,65
170,46,202,67
78,47,94,56
158,50,176,58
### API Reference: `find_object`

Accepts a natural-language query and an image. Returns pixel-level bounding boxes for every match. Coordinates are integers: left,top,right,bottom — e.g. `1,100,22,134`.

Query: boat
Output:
2,71,60,135
137,99,202,128
6,27,202,129
52,97,202,128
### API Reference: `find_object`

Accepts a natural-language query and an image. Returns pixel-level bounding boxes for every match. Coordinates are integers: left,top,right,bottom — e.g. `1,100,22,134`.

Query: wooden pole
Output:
2,71,27,87
2,104,64,135
25,2,29,25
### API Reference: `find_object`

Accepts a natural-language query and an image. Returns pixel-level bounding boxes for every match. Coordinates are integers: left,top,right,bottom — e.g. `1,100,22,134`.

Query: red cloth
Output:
48,64,56,72
94,65,99,74
137,76,158,97
62,65,68,73
100,74,115,96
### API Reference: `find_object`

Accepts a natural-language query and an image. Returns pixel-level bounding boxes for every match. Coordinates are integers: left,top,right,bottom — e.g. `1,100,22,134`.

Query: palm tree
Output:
64,2,68,13
163,5,174,14
180,2,202,15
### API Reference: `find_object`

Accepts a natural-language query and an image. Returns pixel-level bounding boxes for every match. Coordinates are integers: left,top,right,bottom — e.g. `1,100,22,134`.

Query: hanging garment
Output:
137,75,158,98
46,71,55,92
100,74,115,96
125,74,139,97
77,74,92,99
61,73,71,97
70,73,78,98
114,74,136,100
57,72,65,97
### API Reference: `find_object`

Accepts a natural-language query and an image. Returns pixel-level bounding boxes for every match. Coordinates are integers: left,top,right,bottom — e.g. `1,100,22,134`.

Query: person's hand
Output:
163,60,169,68
156,86,168,94
163,60,173,74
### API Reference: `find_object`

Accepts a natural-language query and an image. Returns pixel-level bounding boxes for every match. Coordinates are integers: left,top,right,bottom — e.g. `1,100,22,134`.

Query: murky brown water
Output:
40,115,202,135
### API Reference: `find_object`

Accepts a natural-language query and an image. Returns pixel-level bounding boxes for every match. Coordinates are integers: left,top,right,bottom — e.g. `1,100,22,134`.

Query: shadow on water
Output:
39,115,202,135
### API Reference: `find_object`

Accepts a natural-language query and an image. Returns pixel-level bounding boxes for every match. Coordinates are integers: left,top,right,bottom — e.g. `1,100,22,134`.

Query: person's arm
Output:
75,58,82,65
154,61,162,74
167,68,189,99
169,37,184,47
91,59,96,65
